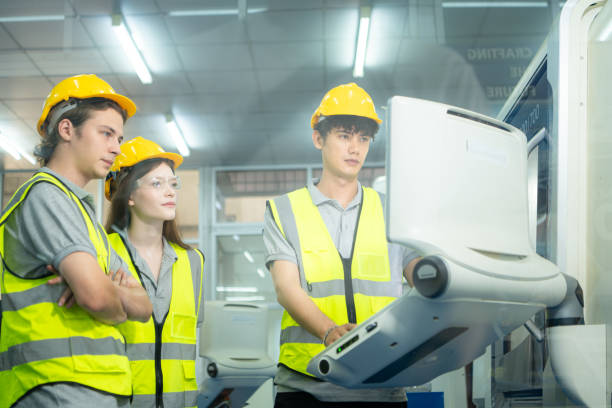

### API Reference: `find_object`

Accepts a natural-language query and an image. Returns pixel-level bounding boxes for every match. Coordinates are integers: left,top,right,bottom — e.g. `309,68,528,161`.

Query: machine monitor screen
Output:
502,59,554,260
385,96,531,259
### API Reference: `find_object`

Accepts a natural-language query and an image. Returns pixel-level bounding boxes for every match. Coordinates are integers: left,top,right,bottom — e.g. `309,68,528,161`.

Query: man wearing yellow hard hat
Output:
264,83,419,407
0,74,152,408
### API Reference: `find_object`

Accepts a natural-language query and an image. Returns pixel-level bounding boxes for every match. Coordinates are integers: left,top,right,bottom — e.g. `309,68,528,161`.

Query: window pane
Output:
176,169,199,240
311,167,385,188
2,171,35,207
216,169,307,223
215,234,274,303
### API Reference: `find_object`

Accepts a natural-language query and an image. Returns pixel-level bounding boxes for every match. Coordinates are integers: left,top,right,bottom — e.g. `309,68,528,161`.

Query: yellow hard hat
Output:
37,74,137,137
105,136,183,200
310,82,382,129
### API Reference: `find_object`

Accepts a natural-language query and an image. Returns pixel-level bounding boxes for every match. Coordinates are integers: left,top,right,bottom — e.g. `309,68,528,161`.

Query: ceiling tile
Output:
257,68,324,92
117,72,193,96
28,49,112,76
187,71,258,93
1,99,41,122
0,103,18,120
0,51,40,77
260,90,321,113
4,18,94,49
324,8,358,40
252,41,323,69
0,77,52,99
369,6,406,39
0,26,18,50
365,37,401,73
72,0,114,15
121,0,161,15
166,15,248,44
178,44,252,70
0,0,64,16
80,16,117,47
325,40,354,70
124,15,174,46
247,10,322,42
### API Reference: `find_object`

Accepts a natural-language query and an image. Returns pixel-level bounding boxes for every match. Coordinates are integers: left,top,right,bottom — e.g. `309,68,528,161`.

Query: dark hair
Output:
34,98,128,166
313,115,379,141
105,158,191,250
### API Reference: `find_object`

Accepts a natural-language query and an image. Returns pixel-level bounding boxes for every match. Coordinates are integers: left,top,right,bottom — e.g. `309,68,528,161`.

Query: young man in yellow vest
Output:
264,83,420,407
0,74,153,408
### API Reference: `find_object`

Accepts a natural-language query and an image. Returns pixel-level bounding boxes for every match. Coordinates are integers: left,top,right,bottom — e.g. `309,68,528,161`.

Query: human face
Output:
314,127,372,181
129,162,179,224
72,108,124,182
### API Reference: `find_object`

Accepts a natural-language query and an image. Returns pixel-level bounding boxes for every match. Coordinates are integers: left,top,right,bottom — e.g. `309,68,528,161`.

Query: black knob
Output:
207,362,218,378
319,359,330,375
413,256,448,298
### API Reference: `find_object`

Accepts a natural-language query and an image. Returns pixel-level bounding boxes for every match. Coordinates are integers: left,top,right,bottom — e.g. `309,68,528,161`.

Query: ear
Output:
56,118,75,142
128,195,135,207
312,130,324,150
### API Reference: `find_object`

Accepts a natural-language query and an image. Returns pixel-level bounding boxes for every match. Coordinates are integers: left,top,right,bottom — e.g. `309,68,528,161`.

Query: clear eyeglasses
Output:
136,175,182,191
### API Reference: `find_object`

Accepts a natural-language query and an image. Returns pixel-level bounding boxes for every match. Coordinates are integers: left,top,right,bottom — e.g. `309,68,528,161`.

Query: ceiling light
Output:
165,113,190,157
216,286,258,293
243,250,254,263
168,8,267,17
112,15,153,84
441,1,548,7
257,268,265,278
233,234,241,241
0,15,65,23
353,6,371,78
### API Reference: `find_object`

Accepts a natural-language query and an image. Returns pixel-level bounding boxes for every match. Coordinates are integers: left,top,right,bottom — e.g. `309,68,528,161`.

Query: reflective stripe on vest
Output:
0,173,131,408
269,186,396,376
110,233,203,408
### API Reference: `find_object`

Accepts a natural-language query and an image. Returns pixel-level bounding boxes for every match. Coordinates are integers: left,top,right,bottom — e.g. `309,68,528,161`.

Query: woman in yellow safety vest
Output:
104,136,204,408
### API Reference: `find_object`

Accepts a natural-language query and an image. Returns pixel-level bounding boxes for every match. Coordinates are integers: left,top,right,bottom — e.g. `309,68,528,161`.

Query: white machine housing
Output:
199,301,277,407
306,97,567,388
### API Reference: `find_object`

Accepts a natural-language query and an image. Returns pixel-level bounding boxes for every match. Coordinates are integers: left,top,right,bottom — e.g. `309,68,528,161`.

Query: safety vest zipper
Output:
155,319,164,408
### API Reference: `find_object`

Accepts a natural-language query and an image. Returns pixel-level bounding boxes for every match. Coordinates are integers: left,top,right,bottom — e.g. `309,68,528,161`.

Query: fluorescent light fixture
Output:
0,15,65,23
216,286,258,293
226,296,265,302
215,200,222,210
232,234,240,241
165,114,190,157
168,8,267,17
243,250,254,263
257,268,266,278
112,15,152,84
353,6,371,78
442,1,548,7
0,133,21,160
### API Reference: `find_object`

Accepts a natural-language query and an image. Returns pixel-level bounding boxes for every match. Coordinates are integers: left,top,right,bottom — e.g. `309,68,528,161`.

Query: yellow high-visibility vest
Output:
268,186,396,376
109,233,204,408
0,172,131,408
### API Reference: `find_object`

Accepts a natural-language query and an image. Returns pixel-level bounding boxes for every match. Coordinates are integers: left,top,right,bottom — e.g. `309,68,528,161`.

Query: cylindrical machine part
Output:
413,256,448,298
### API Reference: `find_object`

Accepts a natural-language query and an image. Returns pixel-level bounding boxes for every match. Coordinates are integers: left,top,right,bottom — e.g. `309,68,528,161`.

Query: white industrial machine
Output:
306,97,583,393
199,301,278,408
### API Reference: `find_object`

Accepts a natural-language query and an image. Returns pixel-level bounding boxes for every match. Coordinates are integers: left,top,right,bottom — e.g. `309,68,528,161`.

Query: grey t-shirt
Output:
110,226,204,326
263,180,418,402
3,167,130,408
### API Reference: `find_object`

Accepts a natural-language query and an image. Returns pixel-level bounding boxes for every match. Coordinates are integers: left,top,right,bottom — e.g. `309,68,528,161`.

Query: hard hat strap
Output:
46,99,79,136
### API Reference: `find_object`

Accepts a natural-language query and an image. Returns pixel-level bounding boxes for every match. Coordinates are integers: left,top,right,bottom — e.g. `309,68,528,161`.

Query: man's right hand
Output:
323,323,356,346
